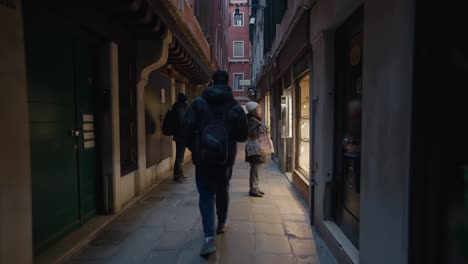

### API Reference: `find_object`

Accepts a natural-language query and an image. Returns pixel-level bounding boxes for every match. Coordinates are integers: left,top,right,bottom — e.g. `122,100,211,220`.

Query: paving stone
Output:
272,194,300,202
142,195,166,203
252,206,279,215
278,205,307,215
281,214,309,222
220,232,255,253
166,208,200,231
249,196,274,204
191,217,204,232
290,238,317,256
219,251,256,264
228,206,253,222
251,202,277,208
180,198,199,207
230,201,251,208
177,233,221,264
71,246,119,260
253,213,282,224
141,211,175,227
178,246,219,264
254,223,285,235
254,253,296,264
106,227,164,263
153,231,189,250
117,206,151,222
297,255,320,264
255,234,292,254
284,222,314,239
90,230,129,246
230,186,249,193
125,227,165,242
103,220,140,233
226,221,254,233
144,250,179,264
65,147,337,264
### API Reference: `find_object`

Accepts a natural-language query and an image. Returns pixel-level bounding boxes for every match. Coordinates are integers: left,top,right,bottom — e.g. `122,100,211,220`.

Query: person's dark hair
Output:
211,70,229,84
177,93,187,103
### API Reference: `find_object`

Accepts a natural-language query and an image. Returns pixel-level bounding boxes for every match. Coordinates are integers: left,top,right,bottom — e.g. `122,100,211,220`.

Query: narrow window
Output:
233,41,244,57
233,73,244,91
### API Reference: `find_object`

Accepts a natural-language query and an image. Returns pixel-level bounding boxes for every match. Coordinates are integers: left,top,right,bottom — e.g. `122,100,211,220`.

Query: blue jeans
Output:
195,165,233,238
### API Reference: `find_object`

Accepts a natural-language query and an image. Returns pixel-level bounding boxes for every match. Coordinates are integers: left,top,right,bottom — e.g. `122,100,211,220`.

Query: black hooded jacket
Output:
182,84,248,166
171,101,187,142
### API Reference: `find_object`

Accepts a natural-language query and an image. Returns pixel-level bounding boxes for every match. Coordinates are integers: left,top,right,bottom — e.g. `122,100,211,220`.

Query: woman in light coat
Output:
245,101,271,197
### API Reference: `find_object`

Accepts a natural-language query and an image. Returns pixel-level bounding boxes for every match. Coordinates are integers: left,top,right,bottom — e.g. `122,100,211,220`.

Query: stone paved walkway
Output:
67,145,336,264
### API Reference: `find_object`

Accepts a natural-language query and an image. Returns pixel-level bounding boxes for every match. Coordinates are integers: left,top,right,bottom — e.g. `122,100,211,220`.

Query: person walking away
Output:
182,70,248,257
172,93,191,183
245,102,271,197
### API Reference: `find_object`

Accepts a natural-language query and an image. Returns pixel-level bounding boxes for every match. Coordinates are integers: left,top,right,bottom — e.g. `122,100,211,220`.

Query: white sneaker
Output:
200,237,216,257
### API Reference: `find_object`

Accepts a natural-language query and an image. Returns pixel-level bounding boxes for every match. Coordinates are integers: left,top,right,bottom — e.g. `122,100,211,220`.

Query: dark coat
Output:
172,101,187,142
245,114,271,164
182,84,248,167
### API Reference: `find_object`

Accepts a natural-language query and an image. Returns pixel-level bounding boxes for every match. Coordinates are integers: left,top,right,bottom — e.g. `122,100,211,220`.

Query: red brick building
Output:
227,0,251,106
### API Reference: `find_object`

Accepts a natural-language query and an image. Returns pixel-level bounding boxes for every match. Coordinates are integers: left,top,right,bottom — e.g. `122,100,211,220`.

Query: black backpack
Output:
197,99,237,165
162,108,177,136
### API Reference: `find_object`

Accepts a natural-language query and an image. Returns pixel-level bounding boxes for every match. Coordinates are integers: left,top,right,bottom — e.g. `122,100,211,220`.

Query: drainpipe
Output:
135,31,173,195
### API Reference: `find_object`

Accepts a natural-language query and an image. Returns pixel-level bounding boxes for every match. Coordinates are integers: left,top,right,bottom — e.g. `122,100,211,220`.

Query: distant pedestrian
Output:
182,70,248,257
245,101,273,197
172,93,191,183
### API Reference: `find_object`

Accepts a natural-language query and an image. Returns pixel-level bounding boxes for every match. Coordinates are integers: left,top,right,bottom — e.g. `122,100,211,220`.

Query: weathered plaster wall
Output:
0,1,33,263
309,0,414,263
359,0,414,263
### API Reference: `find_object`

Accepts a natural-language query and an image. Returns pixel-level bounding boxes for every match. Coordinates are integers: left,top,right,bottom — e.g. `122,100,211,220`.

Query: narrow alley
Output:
66,145,336,264
2,0,468,264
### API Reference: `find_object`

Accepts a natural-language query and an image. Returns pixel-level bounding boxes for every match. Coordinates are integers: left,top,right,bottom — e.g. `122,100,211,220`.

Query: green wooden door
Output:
75,31,100,223
24,6,99,254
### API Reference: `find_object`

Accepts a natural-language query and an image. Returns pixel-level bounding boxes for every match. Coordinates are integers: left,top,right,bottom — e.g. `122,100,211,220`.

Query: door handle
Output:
70,130,80,137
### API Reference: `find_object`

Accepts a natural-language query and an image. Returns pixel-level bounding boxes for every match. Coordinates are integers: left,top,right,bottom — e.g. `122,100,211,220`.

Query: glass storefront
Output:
281,86,294,174
263,95,271,129
297,75,310,177
281,88,293,139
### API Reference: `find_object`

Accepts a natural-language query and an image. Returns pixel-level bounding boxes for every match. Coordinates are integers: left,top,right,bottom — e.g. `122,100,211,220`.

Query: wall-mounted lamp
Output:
234,3,266,24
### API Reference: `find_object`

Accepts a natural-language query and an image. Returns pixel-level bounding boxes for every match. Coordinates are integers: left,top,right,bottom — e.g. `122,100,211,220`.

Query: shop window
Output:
264,95,271,129
281,88,293,138
297,75,310,176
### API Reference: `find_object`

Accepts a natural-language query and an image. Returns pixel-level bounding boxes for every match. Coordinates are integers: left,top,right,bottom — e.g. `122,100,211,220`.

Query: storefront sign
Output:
83,132,95,140
83,123,94,131
239,79,251,86
82,114,94,122
83,140,95,149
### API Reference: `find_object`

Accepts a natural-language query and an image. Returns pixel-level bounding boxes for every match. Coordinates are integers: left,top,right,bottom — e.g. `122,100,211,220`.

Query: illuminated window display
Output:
281,88,293,138
298,75,310,177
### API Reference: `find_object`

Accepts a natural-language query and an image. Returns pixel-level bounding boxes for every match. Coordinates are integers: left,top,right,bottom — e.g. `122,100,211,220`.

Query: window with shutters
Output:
233,41,244,57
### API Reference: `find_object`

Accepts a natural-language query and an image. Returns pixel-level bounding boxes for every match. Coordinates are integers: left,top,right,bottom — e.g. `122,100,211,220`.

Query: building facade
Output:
0,0,228,262
251,0,467,263
228,0,251,106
